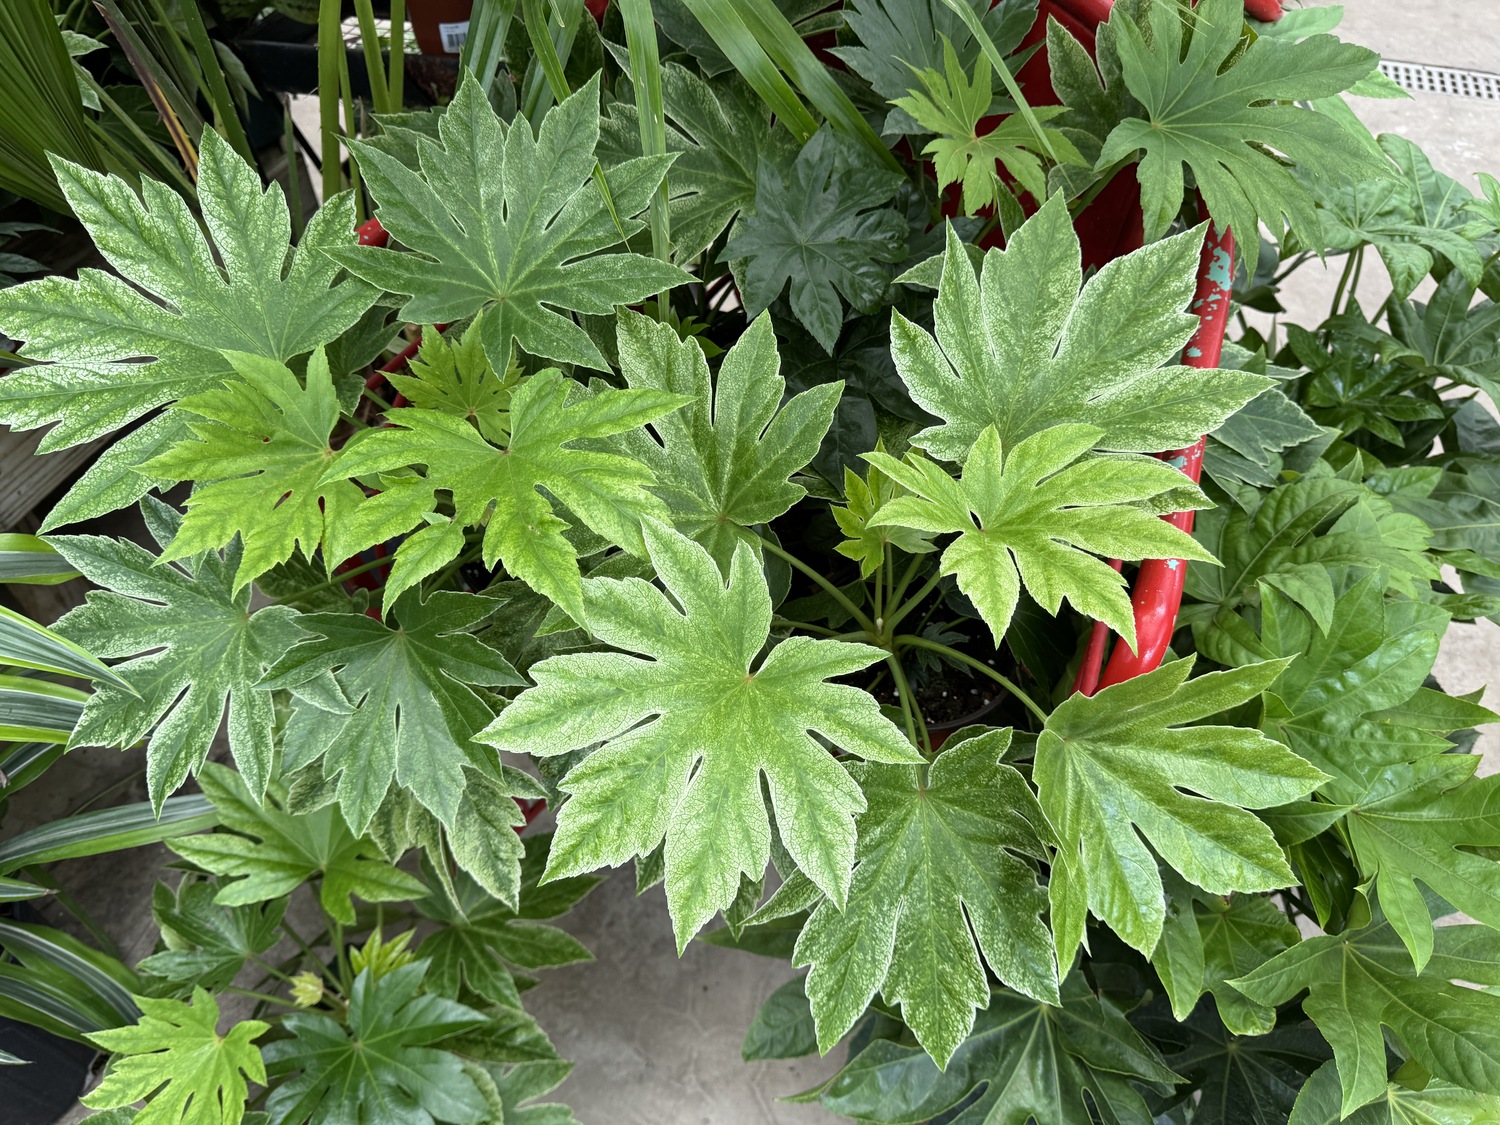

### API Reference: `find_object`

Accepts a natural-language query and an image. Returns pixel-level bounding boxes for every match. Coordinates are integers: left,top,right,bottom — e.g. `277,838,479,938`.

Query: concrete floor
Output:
22,4,1500,1123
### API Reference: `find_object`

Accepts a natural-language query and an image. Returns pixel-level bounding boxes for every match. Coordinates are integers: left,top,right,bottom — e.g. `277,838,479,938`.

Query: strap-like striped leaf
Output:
0,534,78,584
0,674,86,743
0,604,126,686
0,794,215,872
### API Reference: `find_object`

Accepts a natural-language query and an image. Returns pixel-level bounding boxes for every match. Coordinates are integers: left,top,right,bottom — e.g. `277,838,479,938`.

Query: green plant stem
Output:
317,0,343,203
772,617,841,637
283,98,305,242
895,634,1049,723
362,386,394,412
279,921,347,997
352,0,392,114
754,536,875,633
1343,245,1365,315
885,569,944,635
176,0,255,164
884,653,923,751
286,555,389,600
338,45,363,221
1330,247,1360,319
225,985,298,1010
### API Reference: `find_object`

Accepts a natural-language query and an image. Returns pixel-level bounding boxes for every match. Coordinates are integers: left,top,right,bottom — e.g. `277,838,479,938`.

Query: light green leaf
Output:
892,197,1271,461
614,309,839,569
83,987,267,1125
324,367,688,619
49,500,304,804
1037,656,1325,966
0,129,374,454
479,520,920,949
260,592,522,832
331,74,687,373
1096,0,1385,278
867,424,1216,648
796,729,1057,1067
168,763,427,927
139,347,362,592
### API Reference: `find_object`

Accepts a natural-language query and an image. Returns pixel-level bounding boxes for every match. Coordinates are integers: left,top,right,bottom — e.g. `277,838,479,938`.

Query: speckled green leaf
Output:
614,309,839,570
1288,1058,1500,1124
329,74,687,374
82,987,266,1125
0,129,374,453
891,196,1271,462
479,520,920,949
48,500,304,805
1037,656,1325,968
259,592,523,833
867,424,1216,649
795,729,1058,1067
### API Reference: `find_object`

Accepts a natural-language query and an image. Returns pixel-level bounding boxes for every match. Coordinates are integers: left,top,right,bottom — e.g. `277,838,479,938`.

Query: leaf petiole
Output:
896,634,1049,724
754,535,876,634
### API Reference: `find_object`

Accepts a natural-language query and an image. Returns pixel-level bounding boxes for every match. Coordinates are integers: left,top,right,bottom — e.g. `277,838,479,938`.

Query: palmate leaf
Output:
82,987,267,1125
168,763,427,927
385,318,518,445
723,126,907,353
1288,1058,1500,1124
331,74,687,374
1387,270,1500,403
893,197,1271,462
795,729,1058,1068
264,962,490,1125
138,347,364,592
1233,909,1500,1116
834,0,1038,136
599,64,791,264
260,592,523,834
1093,0,1386,278
1133,1002,1331,1125
613,309,839,570
138,881,285,994
417,833,600,1008
48,499,304,804
326,365,687,618
892,39,1074,214
1036,656,1326,967
1151,876,1300,1036
833,451,937,577
0,129,375,523
866,424,1216,649
479,520,920,948
818,974,1179,1125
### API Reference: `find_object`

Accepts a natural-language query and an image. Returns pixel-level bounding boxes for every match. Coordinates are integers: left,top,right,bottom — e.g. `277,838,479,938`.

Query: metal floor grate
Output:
1378,59,1500,101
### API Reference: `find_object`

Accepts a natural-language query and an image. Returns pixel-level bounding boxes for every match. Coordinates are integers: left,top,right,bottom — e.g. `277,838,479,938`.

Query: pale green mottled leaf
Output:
479,520,919,948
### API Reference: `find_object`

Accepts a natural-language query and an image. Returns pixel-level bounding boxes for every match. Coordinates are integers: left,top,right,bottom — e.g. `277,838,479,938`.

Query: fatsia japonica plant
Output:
0,0,1498,1121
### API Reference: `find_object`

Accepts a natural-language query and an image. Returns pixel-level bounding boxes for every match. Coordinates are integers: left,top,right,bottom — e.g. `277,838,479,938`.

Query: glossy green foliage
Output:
818,974,1179,1124
1234,909,1500,1116
892,198,1270,461
481,520,919,947
724,126,907,352
1093,0,1385,277
168,764,426,927
138,882,285,995
263,962,491,1125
